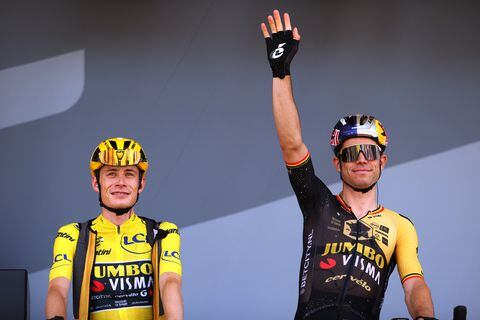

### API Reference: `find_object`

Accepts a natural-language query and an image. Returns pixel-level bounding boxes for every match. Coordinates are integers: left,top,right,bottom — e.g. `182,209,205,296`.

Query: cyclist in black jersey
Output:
261,10,435,320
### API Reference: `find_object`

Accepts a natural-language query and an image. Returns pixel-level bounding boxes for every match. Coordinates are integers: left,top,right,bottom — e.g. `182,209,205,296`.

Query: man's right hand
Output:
261,10,301,79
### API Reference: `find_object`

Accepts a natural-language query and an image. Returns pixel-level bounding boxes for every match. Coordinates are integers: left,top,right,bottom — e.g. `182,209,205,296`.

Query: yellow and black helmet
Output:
90,137,148,176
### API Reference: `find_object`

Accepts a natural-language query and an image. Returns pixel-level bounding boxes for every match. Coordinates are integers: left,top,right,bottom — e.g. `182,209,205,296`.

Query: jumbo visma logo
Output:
321,242,385,269
93,261,153,292
90,261,154,312
94,261,153,279
120,233,151,254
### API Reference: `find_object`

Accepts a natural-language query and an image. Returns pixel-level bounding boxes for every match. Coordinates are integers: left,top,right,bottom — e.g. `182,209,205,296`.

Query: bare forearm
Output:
272,76,307,159
405,282,434,318
161,280,183,320
45,288,67,318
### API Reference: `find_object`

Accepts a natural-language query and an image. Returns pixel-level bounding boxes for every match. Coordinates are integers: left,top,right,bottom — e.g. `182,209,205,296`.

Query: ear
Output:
380,153,388,170
332,156,341,172
92,175,100,193
138,174,147,194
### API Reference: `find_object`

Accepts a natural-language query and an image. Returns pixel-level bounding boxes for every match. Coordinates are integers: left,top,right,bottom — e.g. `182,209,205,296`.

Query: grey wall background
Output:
1,0,479,318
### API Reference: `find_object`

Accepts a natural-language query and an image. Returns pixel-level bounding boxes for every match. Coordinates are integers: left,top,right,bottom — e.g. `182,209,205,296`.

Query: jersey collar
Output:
335,194,384,217
92,211,139,231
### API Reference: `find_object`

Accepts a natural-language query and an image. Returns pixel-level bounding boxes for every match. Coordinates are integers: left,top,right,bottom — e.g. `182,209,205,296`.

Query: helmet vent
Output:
109,140,118,149
91,148,101,162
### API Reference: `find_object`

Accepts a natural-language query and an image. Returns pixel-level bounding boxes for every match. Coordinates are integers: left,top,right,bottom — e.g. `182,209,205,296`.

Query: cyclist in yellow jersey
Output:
45,138,183,320
261,10,435,320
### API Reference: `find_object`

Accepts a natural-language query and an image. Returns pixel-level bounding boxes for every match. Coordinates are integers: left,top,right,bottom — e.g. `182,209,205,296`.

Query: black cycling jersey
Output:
288,154,423,320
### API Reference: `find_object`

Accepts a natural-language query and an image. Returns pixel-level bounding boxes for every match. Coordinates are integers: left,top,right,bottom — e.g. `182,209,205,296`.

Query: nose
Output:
356,151,368,163
114,174,127,186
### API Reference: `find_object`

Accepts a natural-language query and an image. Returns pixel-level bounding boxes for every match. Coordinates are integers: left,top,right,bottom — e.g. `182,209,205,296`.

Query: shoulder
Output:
383,207,416,227
58,222,80,231
137,216,180,235
383,208,419,244
137,215,179,231
158,221,179,234
55,223,80,242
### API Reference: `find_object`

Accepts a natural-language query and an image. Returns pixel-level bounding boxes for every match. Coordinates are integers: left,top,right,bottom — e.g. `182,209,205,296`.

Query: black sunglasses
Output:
338,144,382,162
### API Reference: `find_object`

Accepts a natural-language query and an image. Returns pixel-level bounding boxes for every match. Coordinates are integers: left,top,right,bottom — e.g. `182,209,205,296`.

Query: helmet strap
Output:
100,202,135,216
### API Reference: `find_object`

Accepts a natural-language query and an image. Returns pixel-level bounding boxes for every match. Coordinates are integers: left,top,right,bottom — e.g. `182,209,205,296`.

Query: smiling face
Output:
92,165,145,209
333,137,388,191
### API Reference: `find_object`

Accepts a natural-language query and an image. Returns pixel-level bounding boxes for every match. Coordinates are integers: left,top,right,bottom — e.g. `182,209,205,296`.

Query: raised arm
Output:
261,10,308,164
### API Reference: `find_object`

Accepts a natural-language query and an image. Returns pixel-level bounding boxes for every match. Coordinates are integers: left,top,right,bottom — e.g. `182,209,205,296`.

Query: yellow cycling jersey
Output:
49,212,181,320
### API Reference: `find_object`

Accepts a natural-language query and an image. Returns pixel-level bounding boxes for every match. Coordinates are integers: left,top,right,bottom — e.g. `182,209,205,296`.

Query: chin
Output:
348,179,376,190
106,200,135,209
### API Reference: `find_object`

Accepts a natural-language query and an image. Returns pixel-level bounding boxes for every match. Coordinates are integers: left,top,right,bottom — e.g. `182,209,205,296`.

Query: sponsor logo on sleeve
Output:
161,250,180,265
56,232,75,242
54,253,72,263
300,229,314,295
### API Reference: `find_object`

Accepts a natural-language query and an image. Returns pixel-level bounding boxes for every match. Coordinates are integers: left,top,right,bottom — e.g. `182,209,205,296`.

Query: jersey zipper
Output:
336,217,360,320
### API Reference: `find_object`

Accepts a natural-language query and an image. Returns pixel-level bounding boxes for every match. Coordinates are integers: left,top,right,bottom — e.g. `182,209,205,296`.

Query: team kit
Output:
45,10,436,320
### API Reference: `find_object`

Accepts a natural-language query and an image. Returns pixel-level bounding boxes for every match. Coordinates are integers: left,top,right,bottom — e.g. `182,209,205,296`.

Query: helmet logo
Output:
330,129,340,146
116,150,125,160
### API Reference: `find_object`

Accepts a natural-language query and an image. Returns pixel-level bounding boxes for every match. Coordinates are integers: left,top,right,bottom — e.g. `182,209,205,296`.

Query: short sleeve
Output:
287,153,331,215
159,221,182,276
395,215,424,283
49,223,79,281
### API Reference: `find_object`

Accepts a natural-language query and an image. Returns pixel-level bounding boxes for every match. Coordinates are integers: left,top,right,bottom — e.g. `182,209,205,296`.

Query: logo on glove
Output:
270,43,287,59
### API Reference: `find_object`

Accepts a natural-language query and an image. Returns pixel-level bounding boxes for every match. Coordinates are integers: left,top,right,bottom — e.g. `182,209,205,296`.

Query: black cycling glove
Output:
265,30,299,79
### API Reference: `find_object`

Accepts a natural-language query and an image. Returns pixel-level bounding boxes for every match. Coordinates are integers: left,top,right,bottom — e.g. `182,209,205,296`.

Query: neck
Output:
340,184,378,219
101,208,133,226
